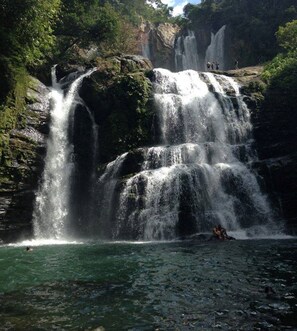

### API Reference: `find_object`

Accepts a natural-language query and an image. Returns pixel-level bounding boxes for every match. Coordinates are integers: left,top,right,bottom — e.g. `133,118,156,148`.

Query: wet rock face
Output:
228,66,297,233
79,54,154,164
140,22,180,70
252,88,297,233
0,78,50,244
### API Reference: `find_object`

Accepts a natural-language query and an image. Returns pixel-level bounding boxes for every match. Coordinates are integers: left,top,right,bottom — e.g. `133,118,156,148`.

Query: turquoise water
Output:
0,239,297,330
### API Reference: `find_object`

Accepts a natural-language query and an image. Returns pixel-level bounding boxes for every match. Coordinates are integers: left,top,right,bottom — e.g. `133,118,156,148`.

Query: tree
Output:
276,19,297,52
263,19,297,87
0,0,61,101
0,0,61,67
56,1,120,50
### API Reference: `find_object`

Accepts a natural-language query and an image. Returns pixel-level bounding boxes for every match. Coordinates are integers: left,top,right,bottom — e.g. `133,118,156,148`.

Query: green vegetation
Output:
0,0,173,100
276,19,297,51
104,0,174,25
80,56,153,162
0,0,172,167
56,2,121,55
0,0,61,101
0,0,61,164
262,19,297,102
55,0,175,60
1,0,297,166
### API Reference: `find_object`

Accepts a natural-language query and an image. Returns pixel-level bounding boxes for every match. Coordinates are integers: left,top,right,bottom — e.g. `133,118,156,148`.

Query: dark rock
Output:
79,54,154,163
0,78,50,243
233,68,297,234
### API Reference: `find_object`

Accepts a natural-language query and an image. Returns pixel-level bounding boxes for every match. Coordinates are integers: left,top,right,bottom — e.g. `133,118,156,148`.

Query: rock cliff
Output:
0,78,50,243
223,66,297,233
139,22,180,70
253,81,297,234
0,55,154,243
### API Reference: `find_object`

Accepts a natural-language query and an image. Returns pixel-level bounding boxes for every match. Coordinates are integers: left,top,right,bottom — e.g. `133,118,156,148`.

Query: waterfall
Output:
96,153,128,237
205,25,226,70
175,30,203,71
101,69,276,240
142,43,151,60
174,26,227,72
33,67,96,239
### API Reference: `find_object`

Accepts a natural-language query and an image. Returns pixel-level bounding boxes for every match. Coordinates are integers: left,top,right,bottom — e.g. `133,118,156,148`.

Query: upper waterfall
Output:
175,30,203,71
205,25,226,70
175,25,228,72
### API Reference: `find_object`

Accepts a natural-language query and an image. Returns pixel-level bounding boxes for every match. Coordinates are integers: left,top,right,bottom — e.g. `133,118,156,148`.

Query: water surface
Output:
1,239,296,330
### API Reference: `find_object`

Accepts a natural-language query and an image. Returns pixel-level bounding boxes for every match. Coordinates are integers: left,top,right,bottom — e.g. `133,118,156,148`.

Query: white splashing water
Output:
205,25,226,70
107,69,277,240
33,67,96,239
97,152,128,227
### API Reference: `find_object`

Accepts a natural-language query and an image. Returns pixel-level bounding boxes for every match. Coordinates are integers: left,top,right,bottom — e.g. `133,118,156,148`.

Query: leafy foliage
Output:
262,19,297,112
276,19,297,52
55,0,173,58
81,61,153,162
262,52,297,83
263,19,297,82
105,0,173,25
0,0,61,166
0,0,61,103
56,2,120,46
0,0,61,67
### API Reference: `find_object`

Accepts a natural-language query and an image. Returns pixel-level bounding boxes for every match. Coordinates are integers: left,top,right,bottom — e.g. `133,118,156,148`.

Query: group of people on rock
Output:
212,224,234,240
206,61,219,71
206,59,239,71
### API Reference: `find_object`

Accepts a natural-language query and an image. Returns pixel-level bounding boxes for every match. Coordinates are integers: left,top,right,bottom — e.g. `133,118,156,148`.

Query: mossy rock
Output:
79,55,154,163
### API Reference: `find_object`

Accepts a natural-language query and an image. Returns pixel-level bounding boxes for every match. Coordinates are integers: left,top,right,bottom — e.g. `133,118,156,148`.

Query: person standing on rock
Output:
234,59,239,69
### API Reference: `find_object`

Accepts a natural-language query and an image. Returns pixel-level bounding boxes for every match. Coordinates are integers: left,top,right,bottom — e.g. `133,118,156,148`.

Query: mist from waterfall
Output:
100,69,277,240
33,67,96,240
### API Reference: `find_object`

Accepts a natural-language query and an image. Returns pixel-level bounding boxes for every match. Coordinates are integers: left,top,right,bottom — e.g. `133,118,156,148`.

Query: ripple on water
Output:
0,239,296,330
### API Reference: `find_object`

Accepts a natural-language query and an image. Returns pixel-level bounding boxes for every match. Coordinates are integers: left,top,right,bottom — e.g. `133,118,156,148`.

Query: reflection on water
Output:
0,240,297,330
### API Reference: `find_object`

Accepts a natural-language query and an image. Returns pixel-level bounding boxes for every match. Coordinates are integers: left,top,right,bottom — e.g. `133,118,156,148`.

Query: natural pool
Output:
0,239,296,330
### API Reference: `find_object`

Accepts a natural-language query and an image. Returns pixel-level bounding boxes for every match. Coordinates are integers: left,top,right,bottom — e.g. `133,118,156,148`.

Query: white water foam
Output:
33,67,97,240
102,68,280,240
7,239,84,247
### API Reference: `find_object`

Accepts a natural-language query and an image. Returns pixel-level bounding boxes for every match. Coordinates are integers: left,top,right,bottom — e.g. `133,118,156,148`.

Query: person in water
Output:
212,224,232,240
26,246,33,252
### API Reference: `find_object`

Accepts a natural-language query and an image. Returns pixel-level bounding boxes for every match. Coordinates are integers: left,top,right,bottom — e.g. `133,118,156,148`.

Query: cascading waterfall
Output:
205,25,226,70
33,67,96,239
100,69,277,240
